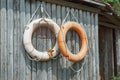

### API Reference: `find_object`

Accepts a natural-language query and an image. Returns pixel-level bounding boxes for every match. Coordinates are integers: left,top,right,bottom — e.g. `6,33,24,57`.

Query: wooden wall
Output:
0,0,99,80
99,27,114,80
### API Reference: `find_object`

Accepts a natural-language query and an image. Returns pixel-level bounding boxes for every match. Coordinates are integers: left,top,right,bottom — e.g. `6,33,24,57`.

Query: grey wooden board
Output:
62,7,67,80
1,0,7,80
95,14,99,80
36,1,42,80
45,2,52,80
0,0,100,80
51,4,57,80
19,0,26,80
65,7,71,80
115,29,120,73
7,0,14,80
14,0,20,79
99,27,114,80
31,0,37,80
25,0,31,80
56,5,62,80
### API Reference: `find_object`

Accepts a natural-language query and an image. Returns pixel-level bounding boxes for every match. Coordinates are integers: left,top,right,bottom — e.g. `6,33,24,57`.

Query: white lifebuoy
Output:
23,18,60,61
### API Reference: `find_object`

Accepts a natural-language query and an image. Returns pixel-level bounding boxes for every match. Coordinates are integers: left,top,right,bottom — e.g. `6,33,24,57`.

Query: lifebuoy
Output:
58,21,88,62
23,18,60,61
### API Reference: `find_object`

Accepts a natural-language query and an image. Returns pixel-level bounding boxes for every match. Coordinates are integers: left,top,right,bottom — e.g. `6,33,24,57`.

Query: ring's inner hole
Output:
32,25,56,52
66,29,81,54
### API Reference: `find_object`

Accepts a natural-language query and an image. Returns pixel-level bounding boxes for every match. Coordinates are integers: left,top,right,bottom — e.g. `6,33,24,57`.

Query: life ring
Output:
23,18,60,61
58,21,88,62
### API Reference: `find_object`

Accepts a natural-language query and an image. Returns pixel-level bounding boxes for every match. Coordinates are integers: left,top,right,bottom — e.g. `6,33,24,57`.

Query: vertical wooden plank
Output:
115,29,120,73
82,11,86,80
7,2,14,74
13,0,20,80
68,7,73,80
56,5,62,80
87,12,93,80
99,27,114,80
0,0,7,80
31,0,37,80
91,13,96,80
94,14,99,80
83,11,87,80
19,0,26,80
40,2,47,80
36,1,42,80
51,4,57,80
62,7,67,80
0,1,1,79
45,2,52,80
79,10,84,80
70,8,77,80
64,7,71,80
25,0,32,80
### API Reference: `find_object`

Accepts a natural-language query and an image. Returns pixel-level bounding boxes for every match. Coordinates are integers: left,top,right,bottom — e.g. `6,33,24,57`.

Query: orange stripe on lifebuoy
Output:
58,21,88,62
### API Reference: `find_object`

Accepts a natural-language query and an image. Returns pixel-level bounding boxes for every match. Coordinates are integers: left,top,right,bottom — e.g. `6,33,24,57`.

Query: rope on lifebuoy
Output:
23,18,60,61
58,21,88,62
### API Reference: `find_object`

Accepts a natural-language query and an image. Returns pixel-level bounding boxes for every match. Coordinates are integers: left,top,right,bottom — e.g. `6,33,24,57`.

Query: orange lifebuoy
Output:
58,21,88,62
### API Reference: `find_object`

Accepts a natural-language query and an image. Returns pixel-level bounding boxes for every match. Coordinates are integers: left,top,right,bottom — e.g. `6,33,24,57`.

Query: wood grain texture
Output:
7,0,14,80
56,5,62,80
25,0,31,80
0,0,7,80
99,27,114,80
14,0,20,79
45,2,53,80
31,0,37,80
51,4,57,80
0,0,100,80
115,29,120,73
19,0,26,80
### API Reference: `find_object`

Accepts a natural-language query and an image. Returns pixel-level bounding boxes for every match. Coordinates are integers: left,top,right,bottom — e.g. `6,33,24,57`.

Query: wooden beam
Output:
99,17,120,27
99,22,120,29
39,0,100,13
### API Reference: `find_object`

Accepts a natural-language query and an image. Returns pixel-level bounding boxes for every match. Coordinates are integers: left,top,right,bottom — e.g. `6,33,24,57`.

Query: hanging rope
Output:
26,3,51,25
61,9,89,73
24,3,52,61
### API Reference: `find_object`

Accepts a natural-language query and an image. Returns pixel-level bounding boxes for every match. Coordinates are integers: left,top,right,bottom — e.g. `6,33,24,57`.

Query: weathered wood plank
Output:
65,7,71,80
80,11,86,80
0,1,101,80
19,0,26,80
36,1,42,80
40,0,100,13
56,5,62,80
70,8,78,80
7,0,14,59
94,14,99,80
62,7,67,80
13,0,20,80
78,10,83,80
45,2,52,80
87,11,93,80
99,27,114,80
40,2,48,80
51,4,57,80
25,0,31,80
83,11,88,80
31,0,37,80
91,13,96,80
115,29,120,73
0,0,7,80
0,1,2,79
74,10,81,80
